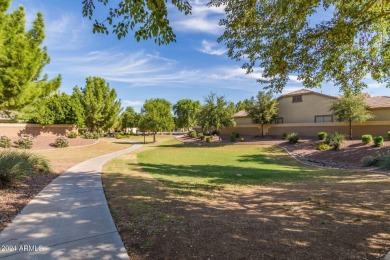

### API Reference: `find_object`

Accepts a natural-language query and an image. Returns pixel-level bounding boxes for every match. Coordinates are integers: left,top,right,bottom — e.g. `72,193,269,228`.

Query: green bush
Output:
83,132,100,139
206,136,212,143
240,137,245,142
378,155,390,170
16,134,34,149
317,132,327,141
361,134,373,145
115,133,131,139
388,131,390,141
198,132,204,140
373,136,384,147
0,151,51,187
230,134,236,142
287,133,299,144
316,143,331,150
67,132,78,138
235,133,240,138
0,136,11,148
363,155,382,167
282,133,288,140
326,132,345,151
188,131,197,138
55,136,69,148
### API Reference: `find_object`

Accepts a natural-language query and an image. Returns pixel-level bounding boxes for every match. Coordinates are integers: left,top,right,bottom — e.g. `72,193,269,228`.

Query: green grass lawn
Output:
136,140,348,192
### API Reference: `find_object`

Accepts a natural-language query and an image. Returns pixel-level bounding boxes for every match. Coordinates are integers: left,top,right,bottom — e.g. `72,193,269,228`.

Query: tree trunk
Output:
153,132,156,143
349,119,352,140
143,132,146,144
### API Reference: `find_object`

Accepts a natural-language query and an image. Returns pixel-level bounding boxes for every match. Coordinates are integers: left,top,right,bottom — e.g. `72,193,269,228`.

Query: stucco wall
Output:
370,108,390,121
278,94,335,123
0,124,77,139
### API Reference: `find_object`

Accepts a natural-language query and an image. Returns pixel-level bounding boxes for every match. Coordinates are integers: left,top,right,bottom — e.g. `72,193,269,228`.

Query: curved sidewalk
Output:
0,144,142,259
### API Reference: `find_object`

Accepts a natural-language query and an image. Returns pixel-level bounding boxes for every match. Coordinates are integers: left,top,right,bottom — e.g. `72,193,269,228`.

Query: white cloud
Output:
44,13,89,50
172,0,225,35
199,40,226,55
122,100,144,107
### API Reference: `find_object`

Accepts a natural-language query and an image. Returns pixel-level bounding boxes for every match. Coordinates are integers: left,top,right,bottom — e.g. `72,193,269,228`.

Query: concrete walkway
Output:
0,144,142,259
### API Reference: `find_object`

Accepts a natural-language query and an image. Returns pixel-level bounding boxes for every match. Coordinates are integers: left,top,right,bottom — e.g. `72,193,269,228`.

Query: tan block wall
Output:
278,94,334,123
266,121,390,138
235,117,253,126
0,124,77,139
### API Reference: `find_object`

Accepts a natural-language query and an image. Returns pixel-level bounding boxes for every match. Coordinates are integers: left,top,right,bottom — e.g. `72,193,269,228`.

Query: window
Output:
292,95,303,103
315,115,333,123
272,117,284,124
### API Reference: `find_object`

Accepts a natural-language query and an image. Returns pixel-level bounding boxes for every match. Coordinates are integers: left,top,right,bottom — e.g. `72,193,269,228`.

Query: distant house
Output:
221,89,390,138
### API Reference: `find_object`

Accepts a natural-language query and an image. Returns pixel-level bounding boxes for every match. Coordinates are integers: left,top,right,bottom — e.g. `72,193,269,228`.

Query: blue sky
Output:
10,0,389,112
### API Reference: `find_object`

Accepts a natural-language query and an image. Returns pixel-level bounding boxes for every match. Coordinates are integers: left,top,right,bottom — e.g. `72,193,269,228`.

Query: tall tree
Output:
329,92,373,139
173,99,201,131
73,77,121,132
30,93,84,125
120,106,139,129
235,99,251,112
139,98,174,142
246,91,278,137
198,92,235,134
209,0,390,93
0,1,61,110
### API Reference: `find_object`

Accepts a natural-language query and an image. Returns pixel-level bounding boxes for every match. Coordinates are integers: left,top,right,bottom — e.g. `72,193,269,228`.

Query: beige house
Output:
221,89,390,138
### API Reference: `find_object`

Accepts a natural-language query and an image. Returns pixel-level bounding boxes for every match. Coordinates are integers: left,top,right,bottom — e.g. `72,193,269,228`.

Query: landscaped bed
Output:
103,138,390,259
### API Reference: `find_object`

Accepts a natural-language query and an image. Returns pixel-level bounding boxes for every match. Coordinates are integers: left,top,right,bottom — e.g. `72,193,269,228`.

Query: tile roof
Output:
233,110,249,117
278,88,337,100
365,96,390,109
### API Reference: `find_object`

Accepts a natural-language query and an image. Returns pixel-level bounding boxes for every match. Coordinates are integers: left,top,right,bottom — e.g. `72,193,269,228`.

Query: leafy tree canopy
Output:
246,91,278,137
30,93,84,125
209,0,390,93
199,92,235,133
139,98,174,142
173,99,201,130
235,99,251,112
82,0,191,44
329,91,373,139
120,106,139,129
0,0,61,110
73,77,121,132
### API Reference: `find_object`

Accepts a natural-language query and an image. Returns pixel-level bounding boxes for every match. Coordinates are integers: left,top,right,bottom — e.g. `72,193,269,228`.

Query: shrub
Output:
287,133,299,144
363,155,382,167
282,133,288,140
188,131,197,138
16,134,34,149
316,143,331,150
55,136,69,148
317,132,327,141
0,136,11,148
67,132,78,138
373,136,384,147
230,134,236,142
206,136,212,143
378,155,390,170
0,151,51,187
240,137,245,142
83,132,100,139
235,133,240,138
361,134,373,145
198,132,204,140
326,132,345,151
388,131,390,141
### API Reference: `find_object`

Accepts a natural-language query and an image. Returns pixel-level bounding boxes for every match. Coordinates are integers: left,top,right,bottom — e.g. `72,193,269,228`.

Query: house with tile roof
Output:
221,89,390,138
